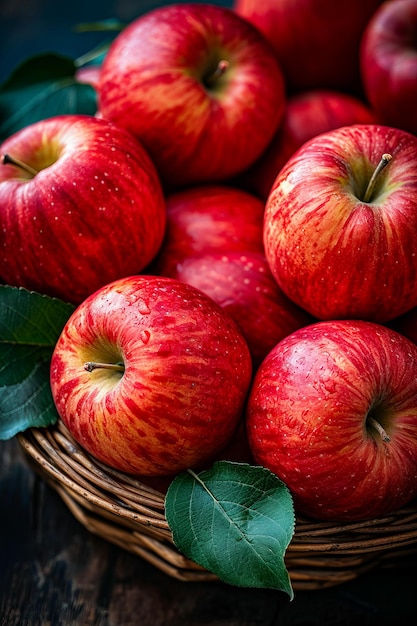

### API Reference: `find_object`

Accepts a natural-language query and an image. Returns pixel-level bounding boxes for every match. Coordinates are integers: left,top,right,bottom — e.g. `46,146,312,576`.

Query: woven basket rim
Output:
17,419,417,590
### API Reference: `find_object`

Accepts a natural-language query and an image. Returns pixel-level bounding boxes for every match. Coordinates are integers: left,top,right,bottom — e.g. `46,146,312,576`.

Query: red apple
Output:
233,0,382,94
50,274,253,476
137,420,256,496
151,184,265,276
246,319,417,521
160,251,313,368
0,115,166,304
360,0,417,137
98,3,286,189
263,124,417,323
150,183,312,366
75,64,102,89
241,89,378,200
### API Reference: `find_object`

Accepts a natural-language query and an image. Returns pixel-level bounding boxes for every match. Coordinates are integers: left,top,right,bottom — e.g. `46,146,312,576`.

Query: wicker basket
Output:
17,420,417,591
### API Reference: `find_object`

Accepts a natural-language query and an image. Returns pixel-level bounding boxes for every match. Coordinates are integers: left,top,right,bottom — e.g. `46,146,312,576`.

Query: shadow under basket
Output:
17,420,417,592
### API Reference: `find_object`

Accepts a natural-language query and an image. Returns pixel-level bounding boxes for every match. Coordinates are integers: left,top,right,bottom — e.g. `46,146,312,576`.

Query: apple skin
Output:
263,124,417,323
246,319,417,521
240,89,378,200
151,184,265,276
75,65,101,89
132,421,256,496
98,3,286,189
233,0,382,94
0,115,166,304
150,183,313,366
160,251,314,369
50,274,253,477
360,0,417,137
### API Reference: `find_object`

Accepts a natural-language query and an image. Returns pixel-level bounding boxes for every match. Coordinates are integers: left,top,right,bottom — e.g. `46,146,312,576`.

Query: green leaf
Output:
0,360,57,439
74,18,126,33
0,285,75,439
0,53,97,141
0,285,75,344
0,344,52,386
0,53,76,90
165,461,295,598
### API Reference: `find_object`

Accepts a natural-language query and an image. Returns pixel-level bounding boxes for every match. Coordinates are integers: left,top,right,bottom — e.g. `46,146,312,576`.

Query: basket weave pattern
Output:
17,420,417,591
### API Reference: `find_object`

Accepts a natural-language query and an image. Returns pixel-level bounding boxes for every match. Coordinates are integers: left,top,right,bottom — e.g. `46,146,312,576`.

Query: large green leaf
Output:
0,285,74,344
0,53,97,141
165,461,295,598
0,285,75,439
0,360,57,440
0,344,53,386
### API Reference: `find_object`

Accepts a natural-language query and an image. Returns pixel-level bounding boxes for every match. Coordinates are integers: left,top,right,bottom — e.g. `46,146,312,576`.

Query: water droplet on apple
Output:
137,299,150,314
123,291,151,314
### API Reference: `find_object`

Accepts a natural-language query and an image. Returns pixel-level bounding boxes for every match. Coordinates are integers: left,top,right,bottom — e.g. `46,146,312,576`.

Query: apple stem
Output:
84,361,125,373
205,59,230,86
368,416,390,443
1,153,38,176
362,153,392,203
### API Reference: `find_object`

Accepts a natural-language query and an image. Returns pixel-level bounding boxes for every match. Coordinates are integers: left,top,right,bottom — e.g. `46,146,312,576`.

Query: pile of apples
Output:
2,0,417,523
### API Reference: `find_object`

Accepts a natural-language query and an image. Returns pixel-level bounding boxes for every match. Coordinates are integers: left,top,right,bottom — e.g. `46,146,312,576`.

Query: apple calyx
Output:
362,153,392,203
1,153,38,177
204,59,230,87
84,361,125,373
367,415,390,443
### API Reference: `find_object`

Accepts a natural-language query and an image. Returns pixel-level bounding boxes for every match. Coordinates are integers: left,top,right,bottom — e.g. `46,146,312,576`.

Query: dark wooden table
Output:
1,435,417,625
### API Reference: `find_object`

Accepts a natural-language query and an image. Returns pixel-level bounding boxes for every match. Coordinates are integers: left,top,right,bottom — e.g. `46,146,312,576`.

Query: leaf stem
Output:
186,468,219,501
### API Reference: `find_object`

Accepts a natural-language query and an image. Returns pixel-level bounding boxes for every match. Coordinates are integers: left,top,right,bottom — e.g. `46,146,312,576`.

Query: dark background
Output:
0,0,233,84
1,1,417,624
